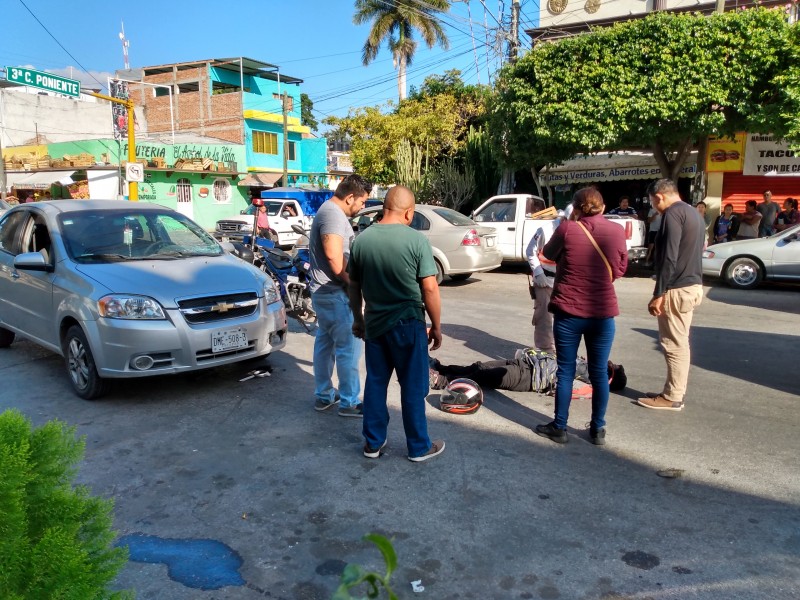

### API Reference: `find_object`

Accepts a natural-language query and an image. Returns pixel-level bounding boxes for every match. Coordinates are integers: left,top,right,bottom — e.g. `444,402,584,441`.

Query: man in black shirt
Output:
638,179,705,411
608,196,639,218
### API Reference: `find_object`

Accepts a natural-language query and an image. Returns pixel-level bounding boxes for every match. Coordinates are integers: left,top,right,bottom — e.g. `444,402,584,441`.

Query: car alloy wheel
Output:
63,325,110,400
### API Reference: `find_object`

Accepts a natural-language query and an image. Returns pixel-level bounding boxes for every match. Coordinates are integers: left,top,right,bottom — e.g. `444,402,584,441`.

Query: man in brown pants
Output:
638,179,705,411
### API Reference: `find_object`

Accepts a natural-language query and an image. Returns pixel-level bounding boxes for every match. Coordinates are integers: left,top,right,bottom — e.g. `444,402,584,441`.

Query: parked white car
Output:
214,199,310,248
702,224,800,289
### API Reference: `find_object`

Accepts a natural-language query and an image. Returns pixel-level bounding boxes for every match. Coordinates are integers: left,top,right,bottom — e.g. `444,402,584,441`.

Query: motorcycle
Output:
229,226,315,332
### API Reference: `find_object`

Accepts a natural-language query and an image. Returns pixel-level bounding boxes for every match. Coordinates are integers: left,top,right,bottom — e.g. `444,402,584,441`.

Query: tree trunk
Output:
653,138,694,181
497,169,515,194
398,54,407,101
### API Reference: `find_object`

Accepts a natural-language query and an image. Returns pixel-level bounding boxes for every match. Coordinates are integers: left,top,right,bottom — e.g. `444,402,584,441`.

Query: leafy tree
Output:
300,93,318,132
0,409,130,600
492,8,796,179
354,0,450,101
324,81,485,183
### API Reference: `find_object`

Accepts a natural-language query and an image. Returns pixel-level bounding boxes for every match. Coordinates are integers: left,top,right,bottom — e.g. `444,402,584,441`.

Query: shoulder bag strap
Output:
576,221,613,282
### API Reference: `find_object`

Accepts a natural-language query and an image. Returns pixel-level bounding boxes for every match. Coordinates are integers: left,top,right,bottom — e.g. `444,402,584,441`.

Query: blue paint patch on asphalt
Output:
117,533,245,590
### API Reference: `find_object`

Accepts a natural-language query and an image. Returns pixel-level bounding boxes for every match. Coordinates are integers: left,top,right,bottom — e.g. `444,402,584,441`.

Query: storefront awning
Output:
238,172,282,187
539,151,697,186
5,170,77,190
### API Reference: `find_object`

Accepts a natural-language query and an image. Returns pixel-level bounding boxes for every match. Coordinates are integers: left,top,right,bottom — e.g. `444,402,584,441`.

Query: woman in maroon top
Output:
536,188,628,445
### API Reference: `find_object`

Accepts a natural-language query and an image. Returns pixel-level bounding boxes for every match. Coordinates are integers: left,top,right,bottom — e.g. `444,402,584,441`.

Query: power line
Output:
17,0,107,91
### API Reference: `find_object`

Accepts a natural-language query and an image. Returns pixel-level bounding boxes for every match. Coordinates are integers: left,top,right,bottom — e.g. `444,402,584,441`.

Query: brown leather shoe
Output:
636,395,683,411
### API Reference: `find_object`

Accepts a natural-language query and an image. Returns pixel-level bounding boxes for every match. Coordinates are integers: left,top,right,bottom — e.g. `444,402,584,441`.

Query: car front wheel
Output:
63,325,110,400
724,257,763,289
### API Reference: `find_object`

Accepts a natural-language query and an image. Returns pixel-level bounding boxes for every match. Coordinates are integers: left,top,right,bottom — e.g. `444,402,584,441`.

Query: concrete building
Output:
121,58,328,191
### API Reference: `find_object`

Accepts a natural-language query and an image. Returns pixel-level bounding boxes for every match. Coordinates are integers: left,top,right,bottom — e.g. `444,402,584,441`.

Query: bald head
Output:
384,186,415,212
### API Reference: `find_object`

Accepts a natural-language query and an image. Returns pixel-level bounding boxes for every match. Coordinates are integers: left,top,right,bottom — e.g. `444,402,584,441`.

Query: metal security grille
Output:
176,178,192,203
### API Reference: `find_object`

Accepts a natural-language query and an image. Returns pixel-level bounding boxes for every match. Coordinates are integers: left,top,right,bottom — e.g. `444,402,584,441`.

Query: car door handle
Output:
507,226,516,231
11,271,20,279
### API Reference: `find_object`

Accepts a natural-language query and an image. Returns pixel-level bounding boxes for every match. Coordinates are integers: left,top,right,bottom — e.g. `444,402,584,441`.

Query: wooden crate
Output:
202,158,214,170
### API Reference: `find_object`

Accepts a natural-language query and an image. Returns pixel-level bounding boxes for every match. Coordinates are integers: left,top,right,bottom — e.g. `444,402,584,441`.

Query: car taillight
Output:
462,229,480,246
625,221,633,240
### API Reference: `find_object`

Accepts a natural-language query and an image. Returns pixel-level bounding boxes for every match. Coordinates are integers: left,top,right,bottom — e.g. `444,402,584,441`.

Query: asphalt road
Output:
1,267,798,600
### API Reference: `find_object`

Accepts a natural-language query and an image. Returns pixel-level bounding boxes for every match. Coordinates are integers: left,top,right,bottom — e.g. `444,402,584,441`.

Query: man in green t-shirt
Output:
348,186,445,462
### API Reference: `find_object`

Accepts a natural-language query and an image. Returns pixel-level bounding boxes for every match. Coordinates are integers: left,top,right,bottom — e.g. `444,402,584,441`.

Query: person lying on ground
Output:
429,348,626,395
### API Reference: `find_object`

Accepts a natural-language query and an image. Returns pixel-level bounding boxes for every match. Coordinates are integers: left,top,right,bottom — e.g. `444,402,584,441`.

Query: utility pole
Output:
509,0,521,63
282,92,289,187
89,91,138,200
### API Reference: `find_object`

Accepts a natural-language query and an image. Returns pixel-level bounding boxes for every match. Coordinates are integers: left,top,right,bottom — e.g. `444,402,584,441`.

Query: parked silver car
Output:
702,224,800,289
353,204,503,282
0,200,287,399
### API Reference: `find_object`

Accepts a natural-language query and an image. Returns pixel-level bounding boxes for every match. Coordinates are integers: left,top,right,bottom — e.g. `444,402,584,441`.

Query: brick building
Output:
121,58,327,189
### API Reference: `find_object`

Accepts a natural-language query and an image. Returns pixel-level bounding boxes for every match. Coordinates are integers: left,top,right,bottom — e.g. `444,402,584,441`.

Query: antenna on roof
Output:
119,21,130,70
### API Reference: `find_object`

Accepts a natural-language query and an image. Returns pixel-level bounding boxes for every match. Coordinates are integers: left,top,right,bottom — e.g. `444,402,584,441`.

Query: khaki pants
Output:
657,284,703,403
532,285,555,353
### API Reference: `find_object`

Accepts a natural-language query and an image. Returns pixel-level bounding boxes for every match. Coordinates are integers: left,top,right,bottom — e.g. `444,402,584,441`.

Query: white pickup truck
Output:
214,199,311,248
471,194,648,263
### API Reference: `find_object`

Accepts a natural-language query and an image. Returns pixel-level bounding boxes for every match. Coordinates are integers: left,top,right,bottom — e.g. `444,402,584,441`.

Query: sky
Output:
0,0,539,130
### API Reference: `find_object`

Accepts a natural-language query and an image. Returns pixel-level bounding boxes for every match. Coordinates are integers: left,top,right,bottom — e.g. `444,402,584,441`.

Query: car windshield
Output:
59,209,223,263
432,207,477,227
246,201,284,217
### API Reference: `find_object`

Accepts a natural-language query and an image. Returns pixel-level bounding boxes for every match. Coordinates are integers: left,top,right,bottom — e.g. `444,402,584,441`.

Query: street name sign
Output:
5,66,81,98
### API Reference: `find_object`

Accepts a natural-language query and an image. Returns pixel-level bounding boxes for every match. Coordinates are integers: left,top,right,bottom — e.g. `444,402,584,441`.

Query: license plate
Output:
211,328,248,353
486,237,495,247
287,275,299,283
221,236,230,243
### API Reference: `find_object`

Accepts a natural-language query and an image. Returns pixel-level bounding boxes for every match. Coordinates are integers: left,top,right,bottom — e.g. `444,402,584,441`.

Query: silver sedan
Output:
0,200,287,399
353,204,503,282
702,224,800,289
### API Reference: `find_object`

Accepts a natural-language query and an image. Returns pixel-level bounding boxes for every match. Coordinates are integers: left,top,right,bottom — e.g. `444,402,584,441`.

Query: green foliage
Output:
0,409,130,600
394,139,427,195
492,8,796,177
462,126,501,209
427,158,476,212
301,93,319,132
353,0,450,67
324,70,488,184
333,534,398,600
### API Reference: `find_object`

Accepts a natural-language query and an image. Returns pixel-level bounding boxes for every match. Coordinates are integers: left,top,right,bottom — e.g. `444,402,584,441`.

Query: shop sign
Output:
119,143,241,167
706,133,745,172
540,163,696,185
6,66,80,98
743,134,800,176
110,79,129,140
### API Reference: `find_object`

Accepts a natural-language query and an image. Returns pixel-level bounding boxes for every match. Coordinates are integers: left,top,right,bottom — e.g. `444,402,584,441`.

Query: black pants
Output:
437,357,592,393
438,358,532,392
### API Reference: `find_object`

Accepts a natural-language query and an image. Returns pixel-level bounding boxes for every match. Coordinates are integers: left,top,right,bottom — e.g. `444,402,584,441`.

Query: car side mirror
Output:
14,251,54,272
281,211,291,218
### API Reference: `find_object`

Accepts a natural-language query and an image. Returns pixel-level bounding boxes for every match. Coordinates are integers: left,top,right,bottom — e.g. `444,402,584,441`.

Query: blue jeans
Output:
311,291,362,408
363,319,431,458
553,314,615,430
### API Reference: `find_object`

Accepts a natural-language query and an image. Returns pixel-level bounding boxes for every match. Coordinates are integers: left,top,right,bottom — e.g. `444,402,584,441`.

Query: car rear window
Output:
432,208,476,227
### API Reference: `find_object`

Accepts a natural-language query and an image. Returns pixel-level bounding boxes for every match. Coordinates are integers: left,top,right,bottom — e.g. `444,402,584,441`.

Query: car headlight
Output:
98,295,166,319
702,250,715,259
263,280,280,304
241,223,253,233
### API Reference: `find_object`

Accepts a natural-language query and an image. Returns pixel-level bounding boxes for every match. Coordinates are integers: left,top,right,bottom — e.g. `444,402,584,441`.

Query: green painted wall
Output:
41,138,250,230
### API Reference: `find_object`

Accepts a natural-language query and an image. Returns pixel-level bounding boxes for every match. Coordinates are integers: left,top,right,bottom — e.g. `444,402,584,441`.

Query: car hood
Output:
707,238,770,257
74,254,266,308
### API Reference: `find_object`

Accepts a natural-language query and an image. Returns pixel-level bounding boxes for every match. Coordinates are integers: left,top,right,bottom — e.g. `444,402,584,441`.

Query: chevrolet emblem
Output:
212,301,236,313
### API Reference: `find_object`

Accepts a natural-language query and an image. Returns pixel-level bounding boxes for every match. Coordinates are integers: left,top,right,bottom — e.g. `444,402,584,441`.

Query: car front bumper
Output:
702,257,726,278
88,299,287,378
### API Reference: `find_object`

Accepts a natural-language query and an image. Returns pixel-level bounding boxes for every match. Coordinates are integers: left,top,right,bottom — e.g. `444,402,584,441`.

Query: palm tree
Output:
354,0,450,101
